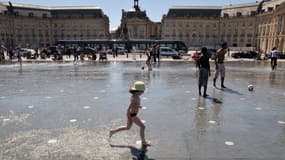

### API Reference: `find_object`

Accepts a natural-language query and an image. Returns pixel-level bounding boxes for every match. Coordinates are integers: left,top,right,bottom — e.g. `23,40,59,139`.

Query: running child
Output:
109,81,151,146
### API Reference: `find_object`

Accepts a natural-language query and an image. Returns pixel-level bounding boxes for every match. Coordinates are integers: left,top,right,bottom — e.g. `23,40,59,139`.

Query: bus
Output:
57,39,188,53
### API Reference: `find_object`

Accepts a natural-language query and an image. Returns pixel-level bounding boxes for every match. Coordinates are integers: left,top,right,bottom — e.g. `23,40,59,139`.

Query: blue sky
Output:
4,0,258,30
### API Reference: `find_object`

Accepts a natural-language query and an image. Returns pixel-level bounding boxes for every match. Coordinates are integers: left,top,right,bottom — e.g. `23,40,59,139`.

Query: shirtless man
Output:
213,43,228,88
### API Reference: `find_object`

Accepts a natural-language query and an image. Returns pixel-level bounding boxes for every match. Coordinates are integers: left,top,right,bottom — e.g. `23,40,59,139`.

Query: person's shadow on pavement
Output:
216,87,243,95
204,96,223,104
110,144,154,160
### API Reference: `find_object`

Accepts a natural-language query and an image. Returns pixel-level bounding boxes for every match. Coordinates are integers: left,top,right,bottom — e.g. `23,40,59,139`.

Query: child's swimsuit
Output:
129,95,140,118
130,113,137,117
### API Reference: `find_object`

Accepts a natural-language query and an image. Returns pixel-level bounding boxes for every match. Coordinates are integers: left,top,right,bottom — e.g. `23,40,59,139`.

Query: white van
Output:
159,47,178,56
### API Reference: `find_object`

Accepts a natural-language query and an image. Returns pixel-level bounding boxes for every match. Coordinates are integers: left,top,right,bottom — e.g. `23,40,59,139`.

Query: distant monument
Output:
118,0,158,40
134,0,141,12
121,22,129,40
120,0,142,40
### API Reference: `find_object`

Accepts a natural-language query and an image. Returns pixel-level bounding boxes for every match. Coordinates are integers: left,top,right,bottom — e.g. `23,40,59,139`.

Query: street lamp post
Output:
6,1,15,49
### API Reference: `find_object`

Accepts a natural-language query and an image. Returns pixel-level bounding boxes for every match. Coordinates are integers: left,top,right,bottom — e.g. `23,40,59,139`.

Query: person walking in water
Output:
270,47,277,70
145,48,152,71
109,81,151,146
213,42,228,88
198,47,211,97
132,45,136,61
74,46,80,64
15,47,22,67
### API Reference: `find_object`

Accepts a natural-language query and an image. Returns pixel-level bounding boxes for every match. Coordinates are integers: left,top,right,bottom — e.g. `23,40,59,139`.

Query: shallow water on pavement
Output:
0,61,285,159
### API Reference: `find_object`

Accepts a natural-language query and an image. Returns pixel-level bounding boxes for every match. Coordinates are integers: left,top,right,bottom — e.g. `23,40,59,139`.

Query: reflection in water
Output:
269,71,276,85
73,65,79,77
194,90,224,137
152,70,160,80
211,89,224,125
194,97,208,137
18,66,23,75
210,102,223,125
110,144,150,160
152,62,160,69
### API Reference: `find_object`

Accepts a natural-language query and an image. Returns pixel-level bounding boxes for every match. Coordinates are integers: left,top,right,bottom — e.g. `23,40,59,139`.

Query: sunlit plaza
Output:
1,0,285,159
0,60,285,159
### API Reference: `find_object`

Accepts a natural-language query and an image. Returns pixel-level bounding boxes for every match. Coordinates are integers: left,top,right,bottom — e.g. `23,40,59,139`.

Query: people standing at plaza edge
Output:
115,46,118,57
109,81,151,146
8,49,13,62
145,48,152,71
74,46,80,64
0,46,5,63
197,47,211,97
132,45,136,60
270,47,278,70
152,45,157,63
156,44,160,62
15,47,22,66
192,49,201,70
213,42,228,88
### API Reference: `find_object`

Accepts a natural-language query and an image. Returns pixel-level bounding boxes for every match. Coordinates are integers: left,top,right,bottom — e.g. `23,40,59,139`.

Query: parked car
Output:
106,49,113,55
85,48,97,60
81,47,97,55
245,51,258,58
208,49,217,60
99,51,107,61
267,52,285,59
277,52,285,59
14,48,36,59
117,47,126,55
208,49,217,54
107,47,126,55
256,53,268,60
231,52,244,58
160,47,179,56
231,51,258,59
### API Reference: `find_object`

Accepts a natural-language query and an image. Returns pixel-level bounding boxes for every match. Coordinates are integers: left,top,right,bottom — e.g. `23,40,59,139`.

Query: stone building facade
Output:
257,0,285,54
161,3,259,49
1,0,285,54
0,6,9,48
161,0,285,53
0,2,109,48
161,6,221,48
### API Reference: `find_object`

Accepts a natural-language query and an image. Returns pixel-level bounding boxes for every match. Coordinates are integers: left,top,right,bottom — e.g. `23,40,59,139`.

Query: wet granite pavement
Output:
0,60,285,160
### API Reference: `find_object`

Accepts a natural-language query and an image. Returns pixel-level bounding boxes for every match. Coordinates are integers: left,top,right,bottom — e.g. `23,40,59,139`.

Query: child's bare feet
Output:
142,140,151,146
109,130,114,139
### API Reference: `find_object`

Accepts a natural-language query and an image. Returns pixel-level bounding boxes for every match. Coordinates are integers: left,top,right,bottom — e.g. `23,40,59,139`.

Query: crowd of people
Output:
0,44,281,74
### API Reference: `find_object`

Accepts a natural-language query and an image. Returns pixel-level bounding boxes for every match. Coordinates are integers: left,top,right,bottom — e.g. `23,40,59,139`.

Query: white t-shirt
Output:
271,50,277,58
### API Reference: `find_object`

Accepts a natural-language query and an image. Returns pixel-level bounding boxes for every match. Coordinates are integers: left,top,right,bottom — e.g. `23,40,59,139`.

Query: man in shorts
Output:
198,47,211,97
213,43,228,88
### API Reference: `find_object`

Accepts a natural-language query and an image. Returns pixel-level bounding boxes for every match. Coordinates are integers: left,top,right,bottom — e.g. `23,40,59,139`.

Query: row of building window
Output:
164,22,253,28
171,37,252,43
13,23,104,29
10,12,103,19
14,36,106,41
223,11,257,17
